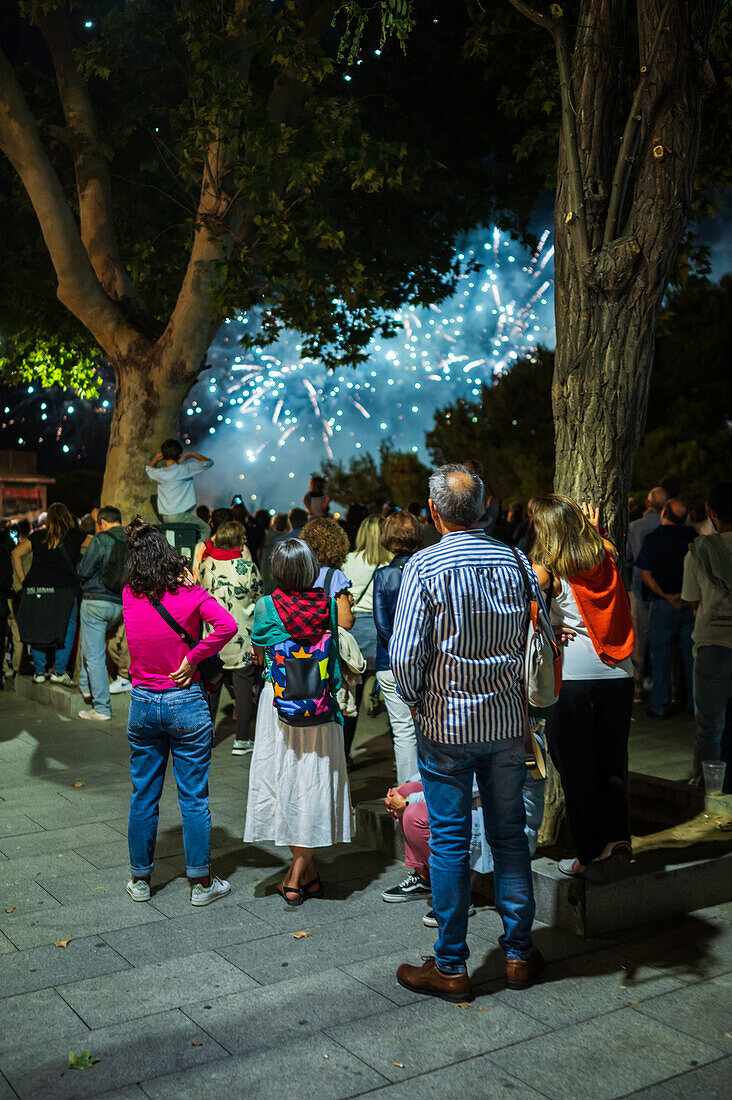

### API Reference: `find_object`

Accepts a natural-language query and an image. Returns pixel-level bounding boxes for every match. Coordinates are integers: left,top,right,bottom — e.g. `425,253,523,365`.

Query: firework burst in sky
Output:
187,226,554,507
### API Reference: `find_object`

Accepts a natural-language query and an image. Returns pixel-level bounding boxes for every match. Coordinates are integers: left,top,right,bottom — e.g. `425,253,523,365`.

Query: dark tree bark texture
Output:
510,0,718,848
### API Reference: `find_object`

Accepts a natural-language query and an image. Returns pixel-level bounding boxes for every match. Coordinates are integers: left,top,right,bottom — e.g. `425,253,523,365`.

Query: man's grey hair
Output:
429,464,484,528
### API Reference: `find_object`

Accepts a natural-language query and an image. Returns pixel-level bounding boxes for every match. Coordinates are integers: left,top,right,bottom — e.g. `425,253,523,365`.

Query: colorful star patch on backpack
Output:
268,631,335,726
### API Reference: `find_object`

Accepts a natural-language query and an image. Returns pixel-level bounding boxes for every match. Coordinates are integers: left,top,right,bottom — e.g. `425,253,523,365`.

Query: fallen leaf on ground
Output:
68,1050,99,1070
456,1002,472,1009
475,1006,486,1012
393,1062,405,1068
628,1000,639,1005
73,780,86,788
5,907,15,913
292,930,311,939
54,938,72,948
93,887,105,891
191,1041,203,1047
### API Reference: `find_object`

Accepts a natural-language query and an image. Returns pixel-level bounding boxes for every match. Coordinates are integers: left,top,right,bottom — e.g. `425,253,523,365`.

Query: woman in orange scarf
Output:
531,496,634,881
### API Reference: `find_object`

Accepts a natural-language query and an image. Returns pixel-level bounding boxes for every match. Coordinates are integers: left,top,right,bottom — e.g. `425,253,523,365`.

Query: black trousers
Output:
544,677,634,866
207,664,259,742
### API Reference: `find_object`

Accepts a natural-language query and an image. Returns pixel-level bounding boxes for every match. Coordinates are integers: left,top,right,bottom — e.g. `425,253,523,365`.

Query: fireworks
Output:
1,226,554,506
186,226,554,504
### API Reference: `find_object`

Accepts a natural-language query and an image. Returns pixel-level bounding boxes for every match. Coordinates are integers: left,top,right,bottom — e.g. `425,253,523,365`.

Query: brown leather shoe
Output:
505,948,544,990
397,956,473,1003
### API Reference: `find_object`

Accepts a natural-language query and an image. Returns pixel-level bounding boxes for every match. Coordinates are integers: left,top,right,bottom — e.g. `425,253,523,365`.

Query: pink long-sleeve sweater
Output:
123,584,238,691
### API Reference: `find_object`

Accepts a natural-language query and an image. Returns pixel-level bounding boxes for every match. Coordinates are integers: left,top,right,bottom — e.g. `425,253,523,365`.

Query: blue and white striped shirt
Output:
388,530,545,745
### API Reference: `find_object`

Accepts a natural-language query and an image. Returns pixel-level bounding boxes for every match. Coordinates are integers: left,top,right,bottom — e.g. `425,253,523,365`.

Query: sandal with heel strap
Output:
301,875,323,899
276,883,305,907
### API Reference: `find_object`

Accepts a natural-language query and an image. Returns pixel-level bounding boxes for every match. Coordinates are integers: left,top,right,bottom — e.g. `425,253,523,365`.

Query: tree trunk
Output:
552,270,655,549
101,357,191,521
538,0,717,848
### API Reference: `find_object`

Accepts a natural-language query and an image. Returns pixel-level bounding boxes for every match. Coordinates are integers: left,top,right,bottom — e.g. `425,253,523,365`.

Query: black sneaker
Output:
381,872,431,903
423,905,475,928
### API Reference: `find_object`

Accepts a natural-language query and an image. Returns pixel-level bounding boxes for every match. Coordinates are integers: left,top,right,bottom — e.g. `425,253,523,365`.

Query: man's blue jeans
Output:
127,685,213,878
80,599,122,716
693,645,732,787
31,601,77,676
417,728,535,974
648,600,694,716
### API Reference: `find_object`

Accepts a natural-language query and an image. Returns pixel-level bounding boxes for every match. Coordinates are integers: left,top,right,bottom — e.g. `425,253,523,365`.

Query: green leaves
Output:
68,1050,100,1071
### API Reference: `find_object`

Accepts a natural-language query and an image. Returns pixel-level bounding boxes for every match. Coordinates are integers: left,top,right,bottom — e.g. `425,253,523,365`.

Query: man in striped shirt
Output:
390,464,544,1002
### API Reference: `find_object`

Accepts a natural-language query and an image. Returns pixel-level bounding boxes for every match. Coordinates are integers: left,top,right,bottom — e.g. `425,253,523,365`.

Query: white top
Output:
550,578,633,681
145,458,212,514
681,532,732,654
343,551,380,614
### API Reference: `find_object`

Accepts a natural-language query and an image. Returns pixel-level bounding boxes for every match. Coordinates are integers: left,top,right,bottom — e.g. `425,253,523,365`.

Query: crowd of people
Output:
1,443,730,1003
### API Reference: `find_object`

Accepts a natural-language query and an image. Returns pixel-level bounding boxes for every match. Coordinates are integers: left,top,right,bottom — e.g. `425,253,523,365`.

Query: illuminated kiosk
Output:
0,450,55,523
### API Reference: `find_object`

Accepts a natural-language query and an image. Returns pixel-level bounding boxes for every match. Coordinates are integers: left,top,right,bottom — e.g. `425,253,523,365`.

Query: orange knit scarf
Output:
569,548,634,667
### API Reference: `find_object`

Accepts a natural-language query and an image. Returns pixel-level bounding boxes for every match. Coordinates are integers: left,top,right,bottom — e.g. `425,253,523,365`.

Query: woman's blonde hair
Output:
214,520,247,550
44,502,75,550
354,514,392,566
531,494,606,579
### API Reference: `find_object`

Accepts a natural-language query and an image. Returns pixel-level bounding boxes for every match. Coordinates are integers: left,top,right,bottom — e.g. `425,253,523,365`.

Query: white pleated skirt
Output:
243,681,352,848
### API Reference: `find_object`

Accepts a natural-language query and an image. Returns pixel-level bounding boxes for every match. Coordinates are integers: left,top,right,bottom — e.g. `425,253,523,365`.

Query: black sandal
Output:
276,883,305,907
585,844,632,884
301,875,323,899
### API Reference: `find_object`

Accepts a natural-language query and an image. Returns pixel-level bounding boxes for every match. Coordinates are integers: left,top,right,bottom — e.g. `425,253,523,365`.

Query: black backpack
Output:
102,532,128,594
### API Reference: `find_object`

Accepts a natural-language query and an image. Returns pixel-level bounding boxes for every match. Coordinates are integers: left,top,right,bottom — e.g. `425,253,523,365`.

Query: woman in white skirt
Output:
244,538,351,906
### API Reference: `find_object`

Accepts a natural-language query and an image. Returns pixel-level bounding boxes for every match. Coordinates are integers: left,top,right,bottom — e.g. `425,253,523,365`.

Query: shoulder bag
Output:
147,596,224,690
510,547,562,712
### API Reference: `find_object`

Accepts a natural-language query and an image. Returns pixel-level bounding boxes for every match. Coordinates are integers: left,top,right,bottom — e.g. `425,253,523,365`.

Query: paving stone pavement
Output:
1,687,731,1099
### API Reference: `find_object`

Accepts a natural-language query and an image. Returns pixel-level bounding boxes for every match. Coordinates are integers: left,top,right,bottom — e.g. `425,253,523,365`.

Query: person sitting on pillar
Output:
145,440,213,541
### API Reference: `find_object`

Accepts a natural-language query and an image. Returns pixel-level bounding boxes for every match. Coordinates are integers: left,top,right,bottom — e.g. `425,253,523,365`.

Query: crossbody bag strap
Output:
509,546,532,613
147,596,198,649
57,540,79,585
352,567,376,609
323,567,336,596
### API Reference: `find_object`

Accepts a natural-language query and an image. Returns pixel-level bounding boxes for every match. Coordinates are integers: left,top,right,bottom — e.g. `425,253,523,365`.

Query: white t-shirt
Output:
681,532,732,653
145,458,213,514
343,551,381,614
550,578,633,681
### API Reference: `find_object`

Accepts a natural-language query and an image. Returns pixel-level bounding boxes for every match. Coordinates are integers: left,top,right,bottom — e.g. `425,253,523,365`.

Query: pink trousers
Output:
401,800,431,869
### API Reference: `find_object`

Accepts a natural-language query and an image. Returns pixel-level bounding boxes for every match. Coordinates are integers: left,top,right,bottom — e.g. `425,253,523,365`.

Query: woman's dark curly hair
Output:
300,517,350,569
124,519,189,599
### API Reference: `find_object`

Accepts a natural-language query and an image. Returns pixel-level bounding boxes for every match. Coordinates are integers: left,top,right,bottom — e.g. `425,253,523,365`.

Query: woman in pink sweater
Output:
122,521,237,906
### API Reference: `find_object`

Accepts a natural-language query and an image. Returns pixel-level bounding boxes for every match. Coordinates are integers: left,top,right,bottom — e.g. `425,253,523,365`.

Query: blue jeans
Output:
127,684,213,878
693,645,732,787
417,728,535,973
80,599,122,716
31,601,77,676
648,600,694,716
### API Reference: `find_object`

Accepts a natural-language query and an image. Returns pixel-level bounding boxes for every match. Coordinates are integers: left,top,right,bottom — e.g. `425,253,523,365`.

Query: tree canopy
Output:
0,0,545,394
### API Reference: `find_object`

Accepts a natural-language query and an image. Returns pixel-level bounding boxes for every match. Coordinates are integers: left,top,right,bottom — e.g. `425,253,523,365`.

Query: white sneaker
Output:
49,672,73,686
78,708,112,722
191,876,231,907
110,676,133,694
32,674,47,684
231,739,254,755
126,878,151,902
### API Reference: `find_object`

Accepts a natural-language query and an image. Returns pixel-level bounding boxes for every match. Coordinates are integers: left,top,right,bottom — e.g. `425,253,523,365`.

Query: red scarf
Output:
272,588,331,643
570,549,634,666
201,539,241,562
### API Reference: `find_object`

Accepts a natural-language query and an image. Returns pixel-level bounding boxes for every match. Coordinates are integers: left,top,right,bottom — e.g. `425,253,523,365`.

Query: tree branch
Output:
509,2,590,266
602,0,676,246
552,10,590,266
506,0,555,31
35,8,153,331
0,45,142,359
